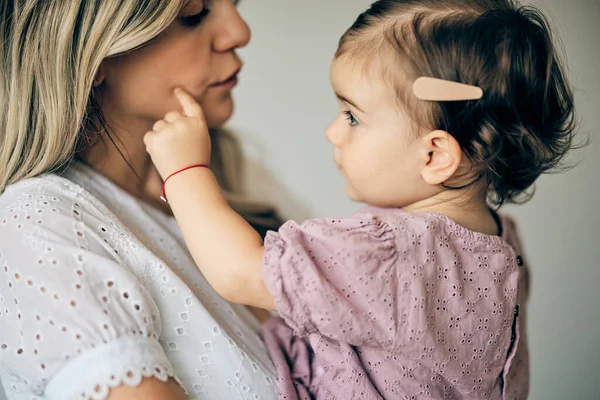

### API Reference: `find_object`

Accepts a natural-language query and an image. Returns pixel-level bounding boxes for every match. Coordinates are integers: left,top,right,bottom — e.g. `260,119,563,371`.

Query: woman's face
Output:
99,0,250,130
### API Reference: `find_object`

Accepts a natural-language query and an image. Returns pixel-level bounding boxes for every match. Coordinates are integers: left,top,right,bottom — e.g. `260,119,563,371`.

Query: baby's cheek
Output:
346,157,379,195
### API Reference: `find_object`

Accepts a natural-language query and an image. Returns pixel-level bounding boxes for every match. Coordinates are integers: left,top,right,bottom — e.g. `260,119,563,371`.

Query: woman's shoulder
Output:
0,172,142,282
0,172,125,244
0,172,106,221
0,173,140,287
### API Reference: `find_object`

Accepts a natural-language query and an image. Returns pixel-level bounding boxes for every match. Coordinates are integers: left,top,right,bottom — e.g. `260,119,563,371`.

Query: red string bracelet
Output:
160,164,209,203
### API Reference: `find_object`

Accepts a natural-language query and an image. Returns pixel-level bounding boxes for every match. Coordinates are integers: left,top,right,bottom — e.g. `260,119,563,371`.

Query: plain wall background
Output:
229,1,600,399
2,1,597,399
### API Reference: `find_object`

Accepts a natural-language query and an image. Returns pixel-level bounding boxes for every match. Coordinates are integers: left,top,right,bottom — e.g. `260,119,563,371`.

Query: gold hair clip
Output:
412,77,483,101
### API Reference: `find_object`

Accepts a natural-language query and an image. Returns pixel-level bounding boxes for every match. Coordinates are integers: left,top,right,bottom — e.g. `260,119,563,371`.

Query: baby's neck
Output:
403,191,500,236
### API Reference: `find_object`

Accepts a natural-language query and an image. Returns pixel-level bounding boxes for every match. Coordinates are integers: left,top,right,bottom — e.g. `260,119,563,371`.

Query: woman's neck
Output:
79,119,172,215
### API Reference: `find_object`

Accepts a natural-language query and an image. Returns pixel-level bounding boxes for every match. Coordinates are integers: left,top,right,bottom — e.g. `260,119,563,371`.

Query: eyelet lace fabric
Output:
0,162,277,400
260,207,530,399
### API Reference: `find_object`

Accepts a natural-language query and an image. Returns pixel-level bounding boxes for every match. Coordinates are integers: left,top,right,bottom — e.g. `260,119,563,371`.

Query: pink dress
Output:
261,207,529,400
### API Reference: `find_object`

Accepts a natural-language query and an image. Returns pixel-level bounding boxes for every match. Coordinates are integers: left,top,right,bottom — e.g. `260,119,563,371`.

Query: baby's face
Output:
326,58,433,208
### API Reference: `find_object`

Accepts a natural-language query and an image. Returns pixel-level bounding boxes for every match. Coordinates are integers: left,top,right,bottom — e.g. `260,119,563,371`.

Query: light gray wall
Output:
2,1,597,399
229,1,600,400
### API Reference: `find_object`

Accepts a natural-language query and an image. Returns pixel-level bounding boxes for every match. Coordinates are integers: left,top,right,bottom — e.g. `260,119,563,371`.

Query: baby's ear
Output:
420,130,462,185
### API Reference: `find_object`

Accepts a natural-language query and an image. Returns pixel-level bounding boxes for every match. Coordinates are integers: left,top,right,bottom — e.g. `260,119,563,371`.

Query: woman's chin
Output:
203,94,235,129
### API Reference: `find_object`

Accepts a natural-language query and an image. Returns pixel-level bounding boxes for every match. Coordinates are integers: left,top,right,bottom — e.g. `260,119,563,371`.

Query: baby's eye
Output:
343,110,359,127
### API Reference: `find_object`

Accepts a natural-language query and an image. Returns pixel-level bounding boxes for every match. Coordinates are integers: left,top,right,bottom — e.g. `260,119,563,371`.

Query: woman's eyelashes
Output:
180,7,211,27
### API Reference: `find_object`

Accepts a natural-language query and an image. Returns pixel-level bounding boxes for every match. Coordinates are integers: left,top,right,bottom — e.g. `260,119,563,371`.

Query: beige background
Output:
229,1,599,399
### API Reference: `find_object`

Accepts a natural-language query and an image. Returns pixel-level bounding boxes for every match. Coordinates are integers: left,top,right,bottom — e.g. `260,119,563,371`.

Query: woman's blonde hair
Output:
0,0,181,190
0,0,280,233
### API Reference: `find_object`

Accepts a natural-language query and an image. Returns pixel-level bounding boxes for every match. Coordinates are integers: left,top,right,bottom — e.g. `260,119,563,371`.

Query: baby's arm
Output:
144,89,274,310
167,166,275,310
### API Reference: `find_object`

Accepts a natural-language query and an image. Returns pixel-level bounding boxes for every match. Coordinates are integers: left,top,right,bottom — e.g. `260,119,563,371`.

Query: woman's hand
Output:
144,88,211,180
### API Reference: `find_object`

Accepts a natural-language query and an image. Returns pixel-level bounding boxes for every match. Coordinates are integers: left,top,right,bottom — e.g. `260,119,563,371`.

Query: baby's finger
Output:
164,111,183,123
143,130,155,147
152,119,168,132
174,88,204,120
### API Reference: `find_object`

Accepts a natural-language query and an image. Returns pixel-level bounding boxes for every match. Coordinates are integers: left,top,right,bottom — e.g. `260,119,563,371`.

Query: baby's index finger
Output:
174,88,203,118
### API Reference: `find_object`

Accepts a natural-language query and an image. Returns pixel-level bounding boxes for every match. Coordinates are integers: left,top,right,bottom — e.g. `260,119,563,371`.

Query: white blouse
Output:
0,162,277,400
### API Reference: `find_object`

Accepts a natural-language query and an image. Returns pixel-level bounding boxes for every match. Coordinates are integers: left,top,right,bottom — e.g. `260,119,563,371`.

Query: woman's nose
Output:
213,3,251,52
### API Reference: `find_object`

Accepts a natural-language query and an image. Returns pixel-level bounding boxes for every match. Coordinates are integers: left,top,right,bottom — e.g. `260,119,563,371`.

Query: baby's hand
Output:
144,88,211,180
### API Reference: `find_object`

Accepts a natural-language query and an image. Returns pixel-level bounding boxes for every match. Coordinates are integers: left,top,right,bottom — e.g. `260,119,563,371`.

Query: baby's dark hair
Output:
336,0,577,206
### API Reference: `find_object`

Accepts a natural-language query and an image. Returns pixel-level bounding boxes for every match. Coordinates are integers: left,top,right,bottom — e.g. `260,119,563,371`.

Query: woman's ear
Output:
93,62,107,88
420,130,462,185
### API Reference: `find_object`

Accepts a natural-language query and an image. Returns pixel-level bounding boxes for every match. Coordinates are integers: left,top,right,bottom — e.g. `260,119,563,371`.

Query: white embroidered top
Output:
0,162,277,400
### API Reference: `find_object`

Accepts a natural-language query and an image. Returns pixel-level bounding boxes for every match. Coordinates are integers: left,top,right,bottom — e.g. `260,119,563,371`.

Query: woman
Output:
0,1,282,399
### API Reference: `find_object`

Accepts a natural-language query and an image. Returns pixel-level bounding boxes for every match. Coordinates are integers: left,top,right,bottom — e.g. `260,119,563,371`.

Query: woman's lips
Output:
210,69,240,90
